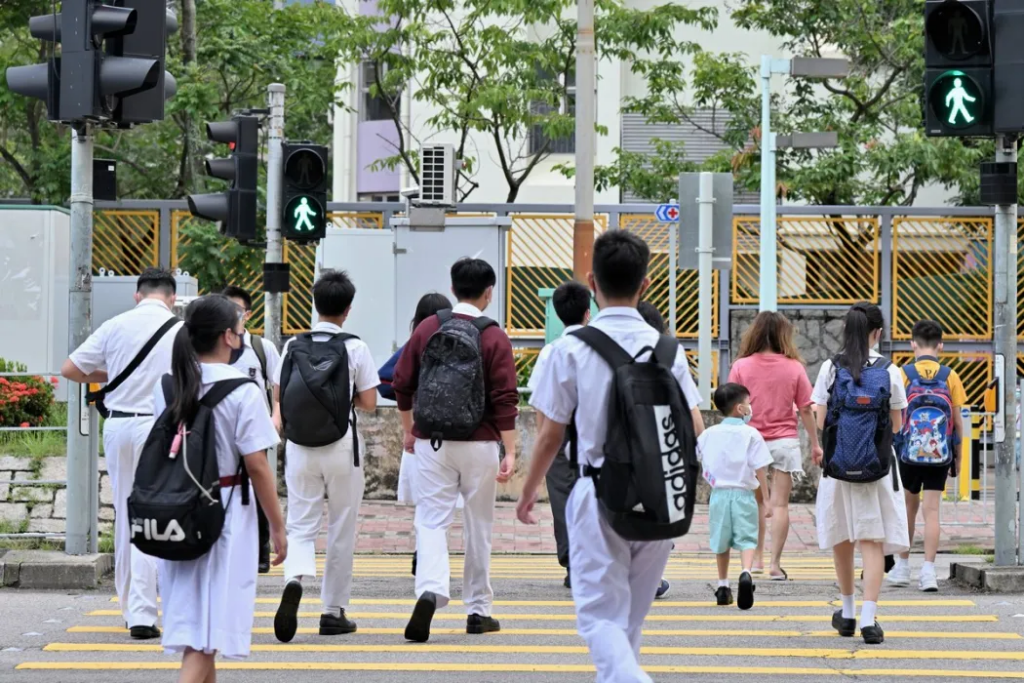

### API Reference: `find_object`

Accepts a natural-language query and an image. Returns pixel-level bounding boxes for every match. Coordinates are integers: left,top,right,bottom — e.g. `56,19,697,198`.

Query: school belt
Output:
107,411,152,419
580,465,601,478
219,475,243,488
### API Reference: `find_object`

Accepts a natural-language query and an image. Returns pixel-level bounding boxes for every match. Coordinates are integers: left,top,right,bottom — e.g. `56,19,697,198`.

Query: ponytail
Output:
838,302,884,383
169,325,201,425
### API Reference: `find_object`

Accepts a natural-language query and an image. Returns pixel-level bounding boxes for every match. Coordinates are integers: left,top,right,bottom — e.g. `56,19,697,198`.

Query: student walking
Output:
222,286,282,574
888,320,966,592
392,258,518,642
699,383,772,609
148,294,285,682
61,268,182,639
526,281,591,589
728,311,822,579
812,303,909,645
518,231,704,683
272,270,380,643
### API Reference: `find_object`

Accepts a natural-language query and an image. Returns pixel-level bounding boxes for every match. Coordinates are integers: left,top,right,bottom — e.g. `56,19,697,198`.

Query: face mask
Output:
742,406,753,425
228,330,245,364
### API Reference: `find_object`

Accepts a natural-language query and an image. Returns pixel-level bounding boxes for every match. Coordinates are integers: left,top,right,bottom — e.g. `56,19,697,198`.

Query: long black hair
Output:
838,302,884,382
412,292,451,331
169,294,243,424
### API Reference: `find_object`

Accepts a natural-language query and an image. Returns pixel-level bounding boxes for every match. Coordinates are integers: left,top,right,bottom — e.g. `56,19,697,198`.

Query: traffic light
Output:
106,0,179,125
5,9,64,120
187,115,260,242
923,0,993,137
993,0,1024,132
281,142,328,242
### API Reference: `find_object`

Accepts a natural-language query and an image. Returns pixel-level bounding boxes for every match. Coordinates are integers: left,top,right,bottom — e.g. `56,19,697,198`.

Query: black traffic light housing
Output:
993,0,1024,132
106,0,179,126
282,142,329,243
187,115,260,242
924,0,994,137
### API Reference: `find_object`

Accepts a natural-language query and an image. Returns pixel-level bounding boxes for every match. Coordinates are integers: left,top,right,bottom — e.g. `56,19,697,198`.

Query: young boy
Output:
272,270,380,642
699,382,772,610
888,320,966,592
517,231,705,682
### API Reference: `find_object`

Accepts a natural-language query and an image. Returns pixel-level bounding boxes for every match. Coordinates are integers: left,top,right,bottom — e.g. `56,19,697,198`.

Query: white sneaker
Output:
886,561,911,587
918,565,938,592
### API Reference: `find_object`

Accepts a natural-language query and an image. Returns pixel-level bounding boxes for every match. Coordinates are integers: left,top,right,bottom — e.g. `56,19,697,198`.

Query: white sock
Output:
718,579,730,588
860,600,878,628
922,560,935,573
841,594,855,620
323,605,341,618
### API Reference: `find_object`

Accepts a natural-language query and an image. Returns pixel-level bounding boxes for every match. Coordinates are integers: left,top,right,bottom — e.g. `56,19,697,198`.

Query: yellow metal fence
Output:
93,210,159,275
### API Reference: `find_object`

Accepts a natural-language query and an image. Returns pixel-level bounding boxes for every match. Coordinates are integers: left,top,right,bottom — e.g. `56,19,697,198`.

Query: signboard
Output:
655,203,680,222
994,354,1005,444
677,173,734,270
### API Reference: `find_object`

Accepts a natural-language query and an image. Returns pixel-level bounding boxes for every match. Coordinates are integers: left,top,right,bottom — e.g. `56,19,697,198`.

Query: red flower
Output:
19,422,29,428
49,377,59,385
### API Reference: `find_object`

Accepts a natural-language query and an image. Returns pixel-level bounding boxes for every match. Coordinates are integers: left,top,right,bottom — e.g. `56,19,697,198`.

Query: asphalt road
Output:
2,553,1024,683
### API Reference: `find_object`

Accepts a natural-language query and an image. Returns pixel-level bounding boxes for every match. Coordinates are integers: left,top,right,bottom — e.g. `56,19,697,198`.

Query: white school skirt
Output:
159,485,258,660
815,467,910,557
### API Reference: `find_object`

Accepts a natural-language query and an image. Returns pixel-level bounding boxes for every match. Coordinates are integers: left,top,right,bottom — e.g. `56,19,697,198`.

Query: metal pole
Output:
758,55,778,312
697,173,713,409
668,202,678,334
1018,378,1023,565
572,0,596,282
66,124,95,556
264,83,285,479
992,133,1017,567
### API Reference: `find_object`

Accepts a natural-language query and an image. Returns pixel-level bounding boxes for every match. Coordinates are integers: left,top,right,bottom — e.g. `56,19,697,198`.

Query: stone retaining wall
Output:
0,456,113,535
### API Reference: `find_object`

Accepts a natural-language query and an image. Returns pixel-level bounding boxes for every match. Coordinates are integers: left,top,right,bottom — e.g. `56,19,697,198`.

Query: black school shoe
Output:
411,551,417,577
274,580,303,643
129,625,161,640
258,543,271,574
737,571,755,611
319,610,358,635
715,586,734,606
861,621,885,645
404,591,437,643
467,614,501,634
831,609,856,637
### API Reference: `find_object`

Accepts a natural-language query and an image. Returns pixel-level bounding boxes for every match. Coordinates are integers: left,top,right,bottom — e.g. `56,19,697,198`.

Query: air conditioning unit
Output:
418,143,457,207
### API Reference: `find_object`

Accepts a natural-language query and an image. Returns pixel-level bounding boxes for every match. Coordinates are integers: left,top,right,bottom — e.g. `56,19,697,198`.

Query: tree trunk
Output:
178,0,204,195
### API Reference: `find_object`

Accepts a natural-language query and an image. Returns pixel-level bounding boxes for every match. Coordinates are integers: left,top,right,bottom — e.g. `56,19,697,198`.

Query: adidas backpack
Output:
570,326,699,542
414,310,498,450
280,332,361,463
129,376,253,561
822,355,897,489
899,360,956,469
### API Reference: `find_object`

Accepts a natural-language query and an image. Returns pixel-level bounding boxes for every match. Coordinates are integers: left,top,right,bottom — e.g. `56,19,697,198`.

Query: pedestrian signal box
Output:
924,0,993,137
282,142,328,242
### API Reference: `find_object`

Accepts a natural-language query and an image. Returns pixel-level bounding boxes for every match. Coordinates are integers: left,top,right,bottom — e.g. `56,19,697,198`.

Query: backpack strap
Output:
251,334,269,384
87,317,179,408
652,334,678,368
935,364,952,383
472,316,498,332
437,309,453,324
902,363,921,383
200,378,255,409
570,326,633,368
160,374,174,408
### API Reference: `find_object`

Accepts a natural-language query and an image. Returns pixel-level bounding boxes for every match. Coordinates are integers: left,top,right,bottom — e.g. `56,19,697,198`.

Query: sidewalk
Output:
342,500,996,554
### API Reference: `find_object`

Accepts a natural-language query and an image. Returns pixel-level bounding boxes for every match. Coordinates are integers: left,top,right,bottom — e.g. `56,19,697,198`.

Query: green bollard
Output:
539,287,598,345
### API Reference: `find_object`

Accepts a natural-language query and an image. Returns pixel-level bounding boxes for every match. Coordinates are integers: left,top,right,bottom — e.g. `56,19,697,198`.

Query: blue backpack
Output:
823,355,898,490
899,360,956,470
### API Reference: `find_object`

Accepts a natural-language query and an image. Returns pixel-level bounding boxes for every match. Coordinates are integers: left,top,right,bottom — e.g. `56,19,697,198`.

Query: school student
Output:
272,270,380,643
526,281,591,589
61,267,183,639
378,293,452,401
151,294,285,682
728,311,822,580
392,258,518,642
698,383,772,609
222,285,282,574
812,303,909,645
888,320,966,592
517,231,705,683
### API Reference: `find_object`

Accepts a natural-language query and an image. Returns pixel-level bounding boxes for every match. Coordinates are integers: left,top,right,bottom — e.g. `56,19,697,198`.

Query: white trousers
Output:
568,477,672,683
414,438,499,616
104,416,159,628
283,435,365,612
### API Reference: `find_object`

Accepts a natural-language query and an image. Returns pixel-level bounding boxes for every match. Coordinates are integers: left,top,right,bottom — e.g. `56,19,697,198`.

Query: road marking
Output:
16,662,1024,677
109,597,976,608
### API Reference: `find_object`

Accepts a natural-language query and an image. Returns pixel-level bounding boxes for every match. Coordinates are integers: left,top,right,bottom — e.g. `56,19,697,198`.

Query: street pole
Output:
66,124,98,556
668,202,678,334
992,133,1018,567
573,0,596,282
697,173,713,409
758,54,778,312
265,83,285,479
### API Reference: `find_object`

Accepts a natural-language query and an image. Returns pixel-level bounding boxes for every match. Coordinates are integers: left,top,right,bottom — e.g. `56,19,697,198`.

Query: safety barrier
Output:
92,210,159,275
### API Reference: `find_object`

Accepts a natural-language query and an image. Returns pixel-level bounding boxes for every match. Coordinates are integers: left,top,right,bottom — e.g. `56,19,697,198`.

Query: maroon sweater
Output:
393,312,519,441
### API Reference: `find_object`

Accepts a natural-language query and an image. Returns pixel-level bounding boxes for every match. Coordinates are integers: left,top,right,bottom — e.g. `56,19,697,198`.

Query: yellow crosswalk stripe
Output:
108,597,977,608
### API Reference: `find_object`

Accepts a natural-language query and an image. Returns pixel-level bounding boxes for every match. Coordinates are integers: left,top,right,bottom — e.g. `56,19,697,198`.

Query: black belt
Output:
108,411,152,419
581,465,602,478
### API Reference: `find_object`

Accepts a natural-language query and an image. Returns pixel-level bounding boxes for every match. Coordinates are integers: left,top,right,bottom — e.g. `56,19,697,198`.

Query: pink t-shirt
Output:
727,353,812,441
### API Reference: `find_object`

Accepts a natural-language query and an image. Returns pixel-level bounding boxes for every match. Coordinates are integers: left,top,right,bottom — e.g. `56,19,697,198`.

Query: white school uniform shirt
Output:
231,331,281,410
697,417,773,490
811,350,908,411
152,363,280,477
530,306,702,469
526,324,583,394
273,321,380,399
69,298,182,414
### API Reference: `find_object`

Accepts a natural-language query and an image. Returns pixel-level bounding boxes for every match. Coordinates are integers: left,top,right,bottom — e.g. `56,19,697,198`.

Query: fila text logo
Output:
132,518,186,542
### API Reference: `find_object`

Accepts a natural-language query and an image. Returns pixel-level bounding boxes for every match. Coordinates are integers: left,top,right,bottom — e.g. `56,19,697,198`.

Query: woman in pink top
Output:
728,312,823,579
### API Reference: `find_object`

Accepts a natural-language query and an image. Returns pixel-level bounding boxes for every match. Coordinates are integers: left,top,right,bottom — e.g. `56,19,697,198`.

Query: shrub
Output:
0,359,56,428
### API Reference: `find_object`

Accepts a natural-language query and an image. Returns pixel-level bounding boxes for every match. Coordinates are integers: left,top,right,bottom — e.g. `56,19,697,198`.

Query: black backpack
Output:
570,327,699,542
129,376,252,561
414,310,498,450
280,332,360,463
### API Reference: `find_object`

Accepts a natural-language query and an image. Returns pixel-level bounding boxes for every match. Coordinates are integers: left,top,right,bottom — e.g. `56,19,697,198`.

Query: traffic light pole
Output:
992,133,1019,566
265,83,285,353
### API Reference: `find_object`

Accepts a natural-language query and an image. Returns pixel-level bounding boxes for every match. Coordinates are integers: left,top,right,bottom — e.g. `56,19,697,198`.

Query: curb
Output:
950,561,1024,592
0,549,113,589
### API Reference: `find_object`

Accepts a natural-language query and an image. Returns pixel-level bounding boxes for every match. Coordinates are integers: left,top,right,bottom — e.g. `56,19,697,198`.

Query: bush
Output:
0,359,56,428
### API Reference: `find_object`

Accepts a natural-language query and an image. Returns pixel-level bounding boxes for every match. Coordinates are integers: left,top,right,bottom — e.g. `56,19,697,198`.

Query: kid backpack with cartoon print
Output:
822,355,898,490
899,359,955,470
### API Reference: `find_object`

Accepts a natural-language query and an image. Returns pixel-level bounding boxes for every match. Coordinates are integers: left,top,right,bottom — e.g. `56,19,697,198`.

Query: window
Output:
358,193,401,202
529,71,576,155
361,60,400,122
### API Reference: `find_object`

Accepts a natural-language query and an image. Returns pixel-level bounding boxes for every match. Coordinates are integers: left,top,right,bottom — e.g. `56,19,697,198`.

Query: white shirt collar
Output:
312,321,343,333
592,306,644,322
136,298,171,312
561,324,583,337
452,302,484,318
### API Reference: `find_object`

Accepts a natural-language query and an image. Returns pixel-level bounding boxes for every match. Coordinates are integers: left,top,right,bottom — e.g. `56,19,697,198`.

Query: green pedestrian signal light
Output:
285,195,324,237
928,70,985,131
281,142,328,242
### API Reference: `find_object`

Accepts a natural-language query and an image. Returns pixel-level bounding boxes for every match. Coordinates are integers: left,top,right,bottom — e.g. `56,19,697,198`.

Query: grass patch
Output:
0,401,70,458
955,544,992,556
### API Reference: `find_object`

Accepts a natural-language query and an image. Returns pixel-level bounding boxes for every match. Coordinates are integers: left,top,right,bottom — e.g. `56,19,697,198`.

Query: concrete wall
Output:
729,308,851,385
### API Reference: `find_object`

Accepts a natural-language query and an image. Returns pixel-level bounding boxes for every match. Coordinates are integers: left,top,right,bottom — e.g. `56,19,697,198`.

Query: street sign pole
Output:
697,173,714,409
265,83,285,353
655,202,681,332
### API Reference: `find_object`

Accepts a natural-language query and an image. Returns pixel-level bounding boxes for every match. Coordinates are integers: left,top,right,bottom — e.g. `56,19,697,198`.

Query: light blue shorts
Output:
708,488,759,554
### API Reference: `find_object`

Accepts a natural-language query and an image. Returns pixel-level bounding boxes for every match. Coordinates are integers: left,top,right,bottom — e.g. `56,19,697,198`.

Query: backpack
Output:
128,376,252,561
569,326,699,542
250,333,274,409
822,355,898,490
899,360,956,470
413,310,498,450
86,317,178,418
279,332,360,463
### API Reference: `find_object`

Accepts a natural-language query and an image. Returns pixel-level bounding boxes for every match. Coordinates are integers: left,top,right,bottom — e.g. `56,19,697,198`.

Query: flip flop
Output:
769,568,789,581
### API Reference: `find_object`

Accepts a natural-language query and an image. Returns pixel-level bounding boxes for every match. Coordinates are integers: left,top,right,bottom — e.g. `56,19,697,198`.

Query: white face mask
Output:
742,405,753,425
